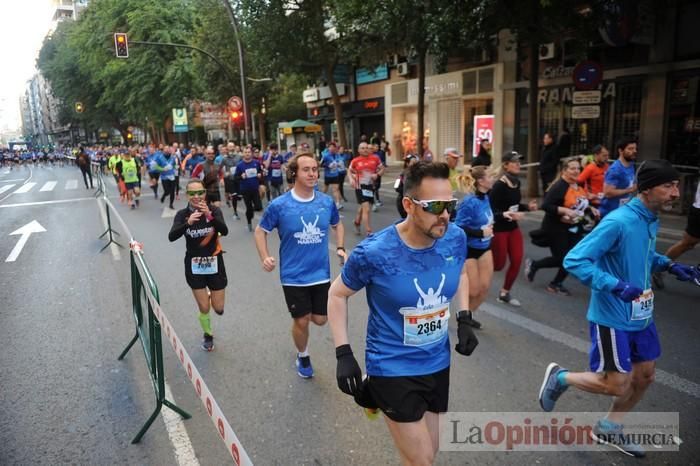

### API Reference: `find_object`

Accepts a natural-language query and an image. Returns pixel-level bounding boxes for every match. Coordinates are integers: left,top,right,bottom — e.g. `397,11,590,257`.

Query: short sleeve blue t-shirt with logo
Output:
259,190,340,286
599,159,635,216
342,223,467,377
235,159,261,192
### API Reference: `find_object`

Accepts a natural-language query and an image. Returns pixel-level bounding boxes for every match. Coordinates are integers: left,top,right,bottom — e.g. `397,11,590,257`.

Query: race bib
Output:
125,167,136,178
191,256,218,275
400,305,450,346
361,186,374,198
245,167,258,178
271,168,282,177
631,288,653,320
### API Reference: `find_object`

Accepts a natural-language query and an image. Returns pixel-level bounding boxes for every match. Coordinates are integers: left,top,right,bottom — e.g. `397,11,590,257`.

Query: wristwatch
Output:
337,246,346,252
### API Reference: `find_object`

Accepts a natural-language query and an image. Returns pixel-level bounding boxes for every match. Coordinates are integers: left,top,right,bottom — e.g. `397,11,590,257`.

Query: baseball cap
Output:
502,151,522,163
444,147,462,158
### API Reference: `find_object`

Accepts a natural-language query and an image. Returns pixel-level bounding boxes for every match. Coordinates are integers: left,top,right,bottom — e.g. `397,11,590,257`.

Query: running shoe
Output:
591,419,646,457
201,334,214,352
354,221,361,236
538,362,568,412
372,204,378,212
247,223,253,232
336,202,344,211
546,283,571,296
130,204,136,210
375,200,383,207
169,204,174,210
497,291,521,307
233,213,240,220
525,258,536,282
296,355,314,378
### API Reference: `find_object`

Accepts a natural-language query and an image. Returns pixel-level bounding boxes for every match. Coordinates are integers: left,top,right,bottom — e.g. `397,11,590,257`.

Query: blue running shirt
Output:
259,190,340,286
599,159,635,216
235,159,262,192
342,223,467,377
454,193,494,249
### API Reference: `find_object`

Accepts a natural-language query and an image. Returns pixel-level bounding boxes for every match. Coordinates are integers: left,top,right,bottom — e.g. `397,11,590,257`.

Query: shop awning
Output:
278,119,322,133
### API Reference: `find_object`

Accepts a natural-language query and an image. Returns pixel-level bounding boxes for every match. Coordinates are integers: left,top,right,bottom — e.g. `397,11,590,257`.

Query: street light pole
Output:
221,1,250,145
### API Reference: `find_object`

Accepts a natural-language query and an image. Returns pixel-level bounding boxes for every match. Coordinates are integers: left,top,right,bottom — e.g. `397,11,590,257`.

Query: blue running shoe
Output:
591,419,646,458
296,355,313,378
538,362,568,412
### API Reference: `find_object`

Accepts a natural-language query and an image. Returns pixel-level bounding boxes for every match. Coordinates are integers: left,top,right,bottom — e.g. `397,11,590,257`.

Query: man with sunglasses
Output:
328,161,478,465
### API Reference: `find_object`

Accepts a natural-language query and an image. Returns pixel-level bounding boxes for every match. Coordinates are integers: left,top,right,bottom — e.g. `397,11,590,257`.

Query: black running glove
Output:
336,344,362,396
455,311,479,356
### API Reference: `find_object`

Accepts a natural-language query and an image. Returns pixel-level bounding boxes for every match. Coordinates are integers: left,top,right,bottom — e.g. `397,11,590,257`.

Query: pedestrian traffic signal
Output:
114,33,129,58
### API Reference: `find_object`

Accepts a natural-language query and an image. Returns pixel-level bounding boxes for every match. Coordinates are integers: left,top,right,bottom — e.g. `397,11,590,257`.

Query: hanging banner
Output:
473,115,495,156
172,108,189,133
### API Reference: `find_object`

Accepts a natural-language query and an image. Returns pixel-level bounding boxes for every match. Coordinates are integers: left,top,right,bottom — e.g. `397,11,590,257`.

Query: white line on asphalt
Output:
161,206,177,218
0,167,32,203
96,198,121,261
0,178,26,182
0,197,95,208
65,179,78,190
40,181,57,192
162,381,200,466
14,182,36,193
481,302,700,399
0,184,15,194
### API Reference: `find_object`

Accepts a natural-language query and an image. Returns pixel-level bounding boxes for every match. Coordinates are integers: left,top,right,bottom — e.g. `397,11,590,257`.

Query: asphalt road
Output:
1,164,698,465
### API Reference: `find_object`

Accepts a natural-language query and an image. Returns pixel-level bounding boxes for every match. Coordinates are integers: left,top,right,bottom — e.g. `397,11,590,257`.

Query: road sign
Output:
473,115,494,157
172,108,188,133
6,220,46,262
573,61,603,90
572,90,602,105
228,96,243,111
571,105,601,119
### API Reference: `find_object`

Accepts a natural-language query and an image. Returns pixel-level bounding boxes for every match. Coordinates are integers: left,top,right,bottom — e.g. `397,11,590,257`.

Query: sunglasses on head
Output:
410,198,458,215
187,189,206,196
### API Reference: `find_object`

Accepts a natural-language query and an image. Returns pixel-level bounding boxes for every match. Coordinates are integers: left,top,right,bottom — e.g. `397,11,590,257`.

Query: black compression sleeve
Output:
168,210,189,242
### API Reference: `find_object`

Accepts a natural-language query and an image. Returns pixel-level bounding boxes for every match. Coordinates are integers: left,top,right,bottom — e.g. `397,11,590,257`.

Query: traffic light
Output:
126,132,133,140
75,102,84,113
230,111,242,124
114,33,129,58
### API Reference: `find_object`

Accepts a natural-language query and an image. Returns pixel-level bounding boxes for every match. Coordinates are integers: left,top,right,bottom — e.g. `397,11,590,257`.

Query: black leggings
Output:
337,172,348,201
241,190,262,224
80,167,93,188
161,179,176,206
532,231,581,285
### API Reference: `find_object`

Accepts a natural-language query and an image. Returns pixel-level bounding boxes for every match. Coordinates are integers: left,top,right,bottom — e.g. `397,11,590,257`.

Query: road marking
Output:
40,181,57,192
14,182,36,193
97,198,121,261
5,220,47,262
0,184,15,194
161,206,177,218
162,382,200,466
65,179,78,190
0,197,96,208
481,302,700,399
1,178,26,182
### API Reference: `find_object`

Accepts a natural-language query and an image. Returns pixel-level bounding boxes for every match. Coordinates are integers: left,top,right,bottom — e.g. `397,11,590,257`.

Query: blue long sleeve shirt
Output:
564,197,671,331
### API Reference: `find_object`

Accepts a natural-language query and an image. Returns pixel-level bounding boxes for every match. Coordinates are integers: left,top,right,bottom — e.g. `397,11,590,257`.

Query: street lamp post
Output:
221,1,250,145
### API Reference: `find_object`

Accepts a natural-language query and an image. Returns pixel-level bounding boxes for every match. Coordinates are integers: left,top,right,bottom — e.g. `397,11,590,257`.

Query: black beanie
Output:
636,160,680,192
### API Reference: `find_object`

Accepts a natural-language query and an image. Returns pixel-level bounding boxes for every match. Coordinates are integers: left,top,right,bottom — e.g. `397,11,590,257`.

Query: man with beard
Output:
599,138,637,217
539,160,700,457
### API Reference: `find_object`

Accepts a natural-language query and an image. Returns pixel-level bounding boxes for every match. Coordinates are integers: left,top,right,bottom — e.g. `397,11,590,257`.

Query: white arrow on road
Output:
5,220,46,262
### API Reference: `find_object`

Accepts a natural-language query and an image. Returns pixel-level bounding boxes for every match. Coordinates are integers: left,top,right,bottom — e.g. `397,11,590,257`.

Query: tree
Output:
238,0,352,149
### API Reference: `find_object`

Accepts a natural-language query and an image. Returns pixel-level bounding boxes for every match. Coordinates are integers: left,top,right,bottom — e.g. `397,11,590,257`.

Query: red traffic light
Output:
114,33,129,58
230,111,242,121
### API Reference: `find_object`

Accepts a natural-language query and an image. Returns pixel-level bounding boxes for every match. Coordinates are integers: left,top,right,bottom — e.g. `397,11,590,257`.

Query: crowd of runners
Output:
26,137,697,463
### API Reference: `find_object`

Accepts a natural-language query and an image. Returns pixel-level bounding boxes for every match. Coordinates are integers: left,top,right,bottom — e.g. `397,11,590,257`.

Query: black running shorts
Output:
184,255,227,290
367,366,450,422
282,282,330,318
466,246,490,260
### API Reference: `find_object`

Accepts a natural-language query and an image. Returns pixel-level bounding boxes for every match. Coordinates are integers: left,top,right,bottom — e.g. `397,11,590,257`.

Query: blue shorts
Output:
125,182,140,190
589,322,661,373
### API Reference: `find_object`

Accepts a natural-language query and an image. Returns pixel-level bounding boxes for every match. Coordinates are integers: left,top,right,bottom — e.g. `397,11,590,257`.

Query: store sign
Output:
572,90,602,104
532,82,616,104
355,65,389,85
684,118,700,132
571,105,601,119
473,115,495,156
303,88,319,103
542,65,575,79
172,108,189,133
364,100,380,110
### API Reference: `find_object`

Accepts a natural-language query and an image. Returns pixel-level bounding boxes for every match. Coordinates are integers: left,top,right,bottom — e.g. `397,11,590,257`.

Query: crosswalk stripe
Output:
14,182,36,194
65,180,78,190
0,184,15,194
40,181,57,192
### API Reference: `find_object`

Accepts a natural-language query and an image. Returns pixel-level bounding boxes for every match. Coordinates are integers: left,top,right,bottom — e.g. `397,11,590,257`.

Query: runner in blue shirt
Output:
320,141,343,209
233,146,263,231
538,160,700,457
328,161,477,465
265,143,285,200
453,165,496,329
255,152,346,378
599,138,637,217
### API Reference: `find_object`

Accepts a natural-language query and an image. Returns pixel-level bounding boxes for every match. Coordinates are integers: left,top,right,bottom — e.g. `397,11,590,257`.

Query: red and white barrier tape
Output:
134,255,253,465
